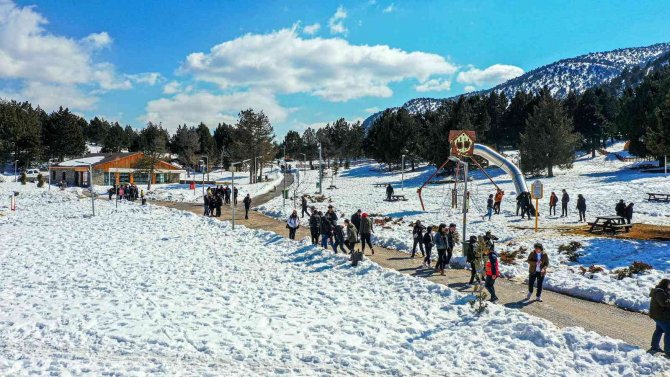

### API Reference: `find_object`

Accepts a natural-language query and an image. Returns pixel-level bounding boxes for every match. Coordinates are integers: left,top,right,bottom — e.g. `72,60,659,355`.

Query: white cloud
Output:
328,6,347,35
364,107,380,113
0,1,138,111
303,23,321,35
456,64,524,88
83,32,112,49
162,81,181,94
415,78,451,92
126,72,163,86
180,28,457,102
0,81,97,111
464,85,476,93
142,90,291,132
382,3,396,13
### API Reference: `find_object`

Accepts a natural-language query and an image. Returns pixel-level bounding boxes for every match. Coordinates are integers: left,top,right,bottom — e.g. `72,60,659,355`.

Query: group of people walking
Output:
108,183,145,205
202,185,244,217
411,221,459,276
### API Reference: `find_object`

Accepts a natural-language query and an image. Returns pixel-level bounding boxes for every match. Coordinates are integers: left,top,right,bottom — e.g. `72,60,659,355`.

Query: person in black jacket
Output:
301,195,309,218
483,194,494,221
320,212,333,249
624,203,634,225
576,194,586,222
242,194,251,219
466,235,480,285
411,220,425,258
615,199,626,217
650,278,670,355
561,189,570,217
445,223,457,267
386,184,394,201
516,193,523,216
351,209,362,232
422,226,434,268
309,210,320,245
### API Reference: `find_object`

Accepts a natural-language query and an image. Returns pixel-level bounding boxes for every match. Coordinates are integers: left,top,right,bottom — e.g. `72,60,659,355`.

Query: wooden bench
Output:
386,194,407,202
647,193,670,202
588,216,631,234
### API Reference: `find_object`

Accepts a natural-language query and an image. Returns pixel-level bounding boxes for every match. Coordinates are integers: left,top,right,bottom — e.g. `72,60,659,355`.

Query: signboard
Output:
448,130,476,157
530,180,543,199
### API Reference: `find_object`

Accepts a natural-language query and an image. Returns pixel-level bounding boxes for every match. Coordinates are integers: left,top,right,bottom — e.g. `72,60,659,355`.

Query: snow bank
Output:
0,189,666,375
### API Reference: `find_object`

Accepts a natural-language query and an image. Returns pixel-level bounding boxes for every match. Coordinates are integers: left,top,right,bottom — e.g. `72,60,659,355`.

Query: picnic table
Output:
588,216,630,234
647,193,670,202
386,194,407,202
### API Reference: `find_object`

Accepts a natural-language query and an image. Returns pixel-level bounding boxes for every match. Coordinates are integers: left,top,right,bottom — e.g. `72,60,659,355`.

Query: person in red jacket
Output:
549,192,558,216
484,240,500,302
494,189,504,214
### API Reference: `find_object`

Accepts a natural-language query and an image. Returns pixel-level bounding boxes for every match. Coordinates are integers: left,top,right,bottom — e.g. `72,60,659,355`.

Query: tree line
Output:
366,61,670,177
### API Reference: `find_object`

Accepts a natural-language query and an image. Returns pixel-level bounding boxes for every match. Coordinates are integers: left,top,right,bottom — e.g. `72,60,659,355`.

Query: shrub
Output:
612,261,654,280
19,172,27,185
500,246,526,265
579,265,604,277
558,241,583,262
37,173,45,188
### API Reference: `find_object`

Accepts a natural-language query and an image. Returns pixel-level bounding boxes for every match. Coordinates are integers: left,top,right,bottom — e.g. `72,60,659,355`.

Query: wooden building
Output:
52,153,184,187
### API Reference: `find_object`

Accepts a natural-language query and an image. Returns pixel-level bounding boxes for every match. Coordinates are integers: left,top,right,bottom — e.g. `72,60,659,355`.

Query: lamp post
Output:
299,153,307,173
449,156,468,253
47,158,57,199
401,154,406,192
201,156,209,183
199,159,205,197
318,142,323,194
231,159,250,230
283,144,287,207
75,161,95,217
14,160,19,182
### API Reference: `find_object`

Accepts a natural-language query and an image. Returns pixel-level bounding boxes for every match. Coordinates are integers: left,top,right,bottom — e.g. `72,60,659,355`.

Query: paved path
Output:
152,174,654,350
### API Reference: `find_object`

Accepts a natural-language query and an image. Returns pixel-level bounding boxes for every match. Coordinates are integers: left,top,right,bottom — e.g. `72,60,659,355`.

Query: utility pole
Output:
231,159,250,230
14,160,18,182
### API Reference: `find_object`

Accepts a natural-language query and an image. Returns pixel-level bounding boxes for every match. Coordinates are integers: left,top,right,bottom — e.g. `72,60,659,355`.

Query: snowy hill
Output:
363,42,670,128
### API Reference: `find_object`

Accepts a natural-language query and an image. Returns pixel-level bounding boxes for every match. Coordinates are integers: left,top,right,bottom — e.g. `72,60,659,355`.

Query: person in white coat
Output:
287,210,300,240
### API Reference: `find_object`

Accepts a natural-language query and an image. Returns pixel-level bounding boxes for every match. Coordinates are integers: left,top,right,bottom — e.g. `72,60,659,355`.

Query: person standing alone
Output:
526,243,549,302
243,194,251,219
576,194,587,222
286,210,300,240
561,189,570,217
484,243,500,302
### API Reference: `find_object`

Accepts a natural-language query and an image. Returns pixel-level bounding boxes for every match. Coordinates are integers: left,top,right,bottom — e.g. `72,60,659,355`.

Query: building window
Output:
119,173,130,184
134,173,149,184
156,173,167,183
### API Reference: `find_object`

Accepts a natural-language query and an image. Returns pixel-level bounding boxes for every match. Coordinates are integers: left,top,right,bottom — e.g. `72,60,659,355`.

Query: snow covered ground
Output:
257,147,670,313
0,187,666,375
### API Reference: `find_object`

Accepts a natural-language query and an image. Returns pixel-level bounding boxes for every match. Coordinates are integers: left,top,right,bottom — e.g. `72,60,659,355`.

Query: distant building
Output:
52,153,184,187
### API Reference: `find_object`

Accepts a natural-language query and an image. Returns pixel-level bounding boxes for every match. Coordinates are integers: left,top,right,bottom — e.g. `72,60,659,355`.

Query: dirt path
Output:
152,174,654,350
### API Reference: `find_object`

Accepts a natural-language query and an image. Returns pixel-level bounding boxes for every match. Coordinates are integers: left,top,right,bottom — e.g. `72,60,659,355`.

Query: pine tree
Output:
520,92,580,177
648,94,670,163
0,100,42,167
170,125,200,169
213,122,234,168
233,109,275,183
135,122,169,190
196,123,216,166
87,117,111,146
301,127,319,168
574,89,606,157
42,107,86,160
102,123,126,153
501,91,533,148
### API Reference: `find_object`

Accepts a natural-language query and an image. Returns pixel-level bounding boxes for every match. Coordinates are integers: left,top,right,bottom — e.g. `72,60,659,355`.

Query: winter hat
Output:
449,223,457,228
361,213,368,218
534,243,544,251
469,235,477,242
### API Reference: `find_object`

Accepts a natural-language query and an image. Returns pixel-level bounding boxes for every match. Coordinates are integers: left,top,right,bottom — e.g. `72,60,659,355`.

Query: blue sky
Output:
3,0,670,137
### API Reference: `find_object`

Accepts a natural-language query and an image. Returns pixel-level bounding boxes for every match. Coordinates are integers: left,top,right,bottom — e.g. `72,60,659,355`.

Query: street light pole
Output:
401,154,406,192
230,159,250,230
449,156,468,253
14,160,18,182
283,144,287,207
199,159,205,197
318,142,323,195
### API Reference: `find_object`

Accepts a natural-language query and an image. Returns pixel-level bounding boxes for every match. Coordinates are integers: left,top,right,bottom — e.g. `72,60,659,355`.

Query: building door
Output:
74,171,79,186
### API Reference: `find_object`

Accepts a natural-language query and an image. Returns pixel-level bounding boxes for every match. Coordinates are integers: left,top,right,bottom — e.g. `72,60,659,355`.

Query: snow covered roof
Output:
55,153,140,168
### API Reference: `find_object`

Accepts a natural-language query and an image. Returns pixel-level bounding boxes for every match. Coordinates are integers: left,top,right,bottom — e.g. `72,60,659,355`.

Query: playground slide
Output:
473,144,528,194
